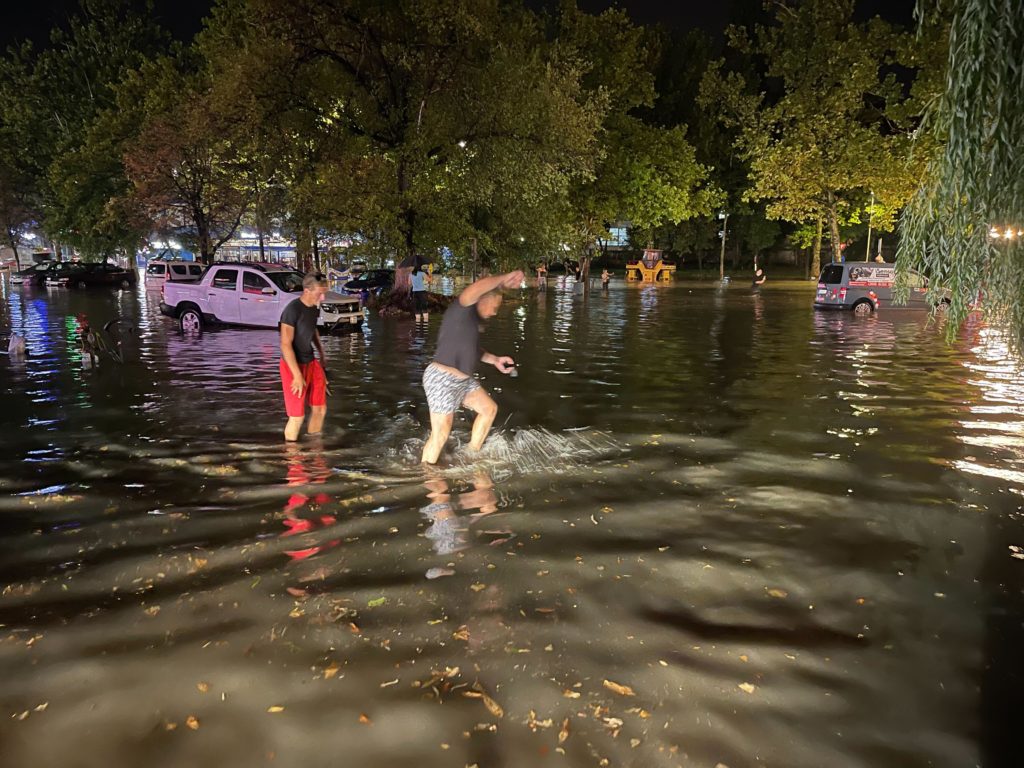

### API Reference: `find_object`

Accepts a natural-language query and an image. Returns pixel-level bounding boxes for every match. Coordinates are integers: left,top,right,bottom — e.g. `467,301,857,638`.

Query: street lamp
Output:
717,211,729,281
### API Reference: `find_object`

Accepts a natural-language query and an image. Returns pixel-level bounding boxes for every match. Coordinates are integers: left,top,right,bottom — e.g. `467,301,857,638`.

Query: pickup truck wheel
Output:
852,300,873,316
179,307,203,335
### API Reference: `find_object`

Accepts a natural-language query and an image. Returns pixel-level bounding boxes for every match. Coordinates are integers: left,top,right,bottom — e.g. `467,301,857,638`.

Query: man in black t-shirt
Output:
280,274,329,441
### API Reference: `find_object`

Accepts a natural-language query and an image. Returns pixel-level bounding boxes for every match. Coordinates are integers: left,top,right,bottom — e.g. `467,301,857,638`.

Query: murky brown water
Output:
1,275,1022,767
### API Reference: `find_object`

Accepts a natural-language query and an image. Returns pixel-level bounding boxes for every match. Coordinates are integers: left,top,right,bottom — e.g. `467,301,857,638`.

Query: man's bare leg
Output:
307,405,326,435
284,416,304,442
422,411,454,464
463,388,498,451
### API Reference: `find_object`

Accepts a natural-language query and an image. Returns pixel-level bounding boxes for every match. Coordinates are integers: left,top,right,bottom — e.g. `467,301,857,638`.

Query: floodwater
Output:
1,275,1022,768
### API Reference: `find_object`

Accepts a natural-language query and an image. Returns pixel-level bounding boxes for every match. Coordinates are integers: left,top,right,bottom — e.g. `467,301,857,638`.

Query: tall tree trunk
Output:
258,227,265,261
197,218,213,265
6,229,22,271
826,191,842,263
295,222,312,272
312,235,321,273
811,216,823,279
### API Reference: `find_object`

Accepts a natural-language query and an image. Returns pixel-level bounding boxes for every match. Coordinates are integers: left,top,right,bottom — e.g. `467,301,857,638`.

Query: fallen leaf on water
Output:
359,713,372,725
739,655,749,663
34,703,48,713
630,738,641,748
425,567,455,579
380,679,399,688
267,706,285,713
603,680,635,697
196,682,210,693
766,588,788,599
324,661,340,680
738,683,756,694
286,587,308,598
165,722,177,731
470,583,486,592
186,715,199,730
367,597,386,608
562,689,581,699
558,718,570,744
481,693,504,719
463,691,482,699
144,606,160,617
453,626,470,642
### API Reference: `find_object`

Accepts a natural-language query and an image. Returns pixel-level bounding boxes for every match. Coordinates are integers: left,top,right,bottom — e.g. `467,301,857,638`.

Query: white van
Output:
145,260,205,286
814,262,947,315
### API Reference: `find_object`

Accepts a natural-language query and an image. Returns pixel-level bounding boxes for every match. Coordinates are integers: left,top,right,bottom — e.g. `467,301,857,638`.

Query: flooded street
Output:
1,276,1022,768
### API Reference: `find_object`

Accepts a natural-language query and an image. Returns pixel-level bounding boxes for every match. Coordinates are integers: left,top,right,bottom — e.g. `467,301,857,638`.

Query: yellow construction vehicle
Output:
626,249,676,282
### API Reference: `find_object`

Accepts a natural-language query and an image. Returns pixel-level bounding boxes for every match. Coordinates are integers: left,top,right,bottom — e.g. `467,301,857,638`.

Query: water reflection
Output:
2,277,1024,767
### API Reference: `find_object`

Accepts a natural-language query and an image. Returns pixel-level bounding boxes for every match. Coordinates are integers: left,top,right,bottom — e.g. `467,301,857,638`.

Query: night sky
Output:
0,0,917,52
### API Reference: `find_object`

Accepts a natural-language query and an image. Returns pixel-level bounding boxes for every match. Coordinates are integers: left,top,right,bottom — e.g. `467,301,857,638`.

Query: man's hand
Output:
502,270,525,289
290,375,305,396
494,356,516,374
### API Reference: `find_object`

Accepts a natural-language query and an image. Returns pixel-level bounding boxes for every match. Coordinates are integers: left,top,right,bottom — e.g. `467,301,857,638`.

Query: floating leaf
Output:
324,661,340,680
185,715,199,730
766,588,788,599
603,679,635,697
470,583,486,592
367,597,386,608
558,718,570,744
738,682,756,694
267,706,285,713
359,713,372,725
196,682,210,693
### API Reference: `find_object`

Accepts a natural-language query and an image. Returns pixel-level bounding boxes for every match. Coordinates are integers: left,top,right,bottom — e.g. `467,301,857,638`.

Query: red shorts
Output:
280,359,327,418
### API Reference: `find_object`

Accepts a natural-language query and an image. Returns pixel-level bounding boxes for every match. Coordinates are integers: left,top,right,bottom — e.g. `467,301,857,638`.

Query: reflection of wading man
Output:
421,270,524,464
280,274,329,442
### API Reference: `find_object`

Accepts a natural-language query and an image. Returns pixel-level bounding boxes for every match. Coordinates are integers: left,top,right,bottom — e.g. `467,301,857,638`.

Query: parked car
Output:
342,269,393,296
145,259,205,285
72,262,138,288
160,262,363,333
814,262,949,314
43,261,88,287
11,262,54,286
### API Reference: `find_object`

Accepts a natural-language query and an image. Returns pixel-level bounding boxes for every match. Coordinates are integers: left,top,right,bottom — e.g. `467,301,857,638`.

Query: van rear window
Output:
820,265,844,284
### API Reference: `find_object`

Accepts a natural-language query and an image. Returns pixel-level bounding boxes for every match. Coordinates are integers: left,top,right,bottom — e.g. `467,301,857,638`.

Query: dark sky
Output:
1,0,917,51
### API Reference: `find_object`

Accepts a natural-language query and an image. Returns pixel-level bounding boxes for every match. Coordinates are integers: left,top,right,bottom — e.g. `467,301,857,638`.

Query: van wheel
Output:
852,300,874,315
179,307,203,335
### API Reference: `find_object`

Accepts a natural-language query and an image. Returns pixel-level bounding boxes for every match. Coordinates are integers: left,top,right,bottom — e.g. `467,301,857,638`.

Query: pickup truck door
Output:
207,268,241,323
239,271,282,327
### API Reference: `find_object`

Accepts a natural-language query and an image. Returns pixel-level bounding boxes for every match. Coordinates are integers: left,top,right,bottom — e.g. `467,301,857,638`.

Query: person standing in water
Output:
280,273,329,442
411,264,430,322
601,268,611,289
752,265,767,288
421,270,524,464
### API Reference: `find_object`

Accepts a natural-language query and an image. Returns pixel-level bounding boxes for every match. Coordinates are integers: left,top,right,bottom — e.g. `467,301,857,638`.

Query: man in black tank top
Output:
421,270,524,464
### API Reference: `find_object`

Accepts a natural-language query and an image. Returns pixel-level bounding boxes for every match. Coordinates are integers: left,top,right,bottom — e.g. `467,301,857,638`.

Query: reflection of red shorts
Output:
280,359,327,417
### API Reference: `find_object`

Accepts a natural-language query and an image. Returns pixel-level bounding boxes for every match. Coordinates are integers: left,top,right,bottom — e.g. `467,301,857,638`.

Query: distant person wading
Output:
420,270,524,464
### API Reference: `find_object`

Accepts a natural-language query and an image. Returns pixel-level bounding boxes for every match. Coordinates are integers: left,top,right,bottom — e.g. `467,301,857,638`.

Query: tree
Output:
123,53,251,264
6,0,171,258
560,7,717,284
898,0,1023,344
225,0,601,292
703,0,941,274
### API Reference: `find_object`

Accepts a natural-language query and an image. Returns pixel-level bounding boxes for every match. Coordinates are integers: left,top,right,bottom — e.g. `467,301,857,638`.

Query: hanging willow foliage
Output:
897,0,1024,343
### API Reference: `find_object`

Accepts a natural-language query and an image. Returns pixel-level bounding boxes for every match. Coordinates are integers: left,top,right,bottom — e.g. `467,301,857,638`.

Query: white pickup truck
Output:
160,262,363,334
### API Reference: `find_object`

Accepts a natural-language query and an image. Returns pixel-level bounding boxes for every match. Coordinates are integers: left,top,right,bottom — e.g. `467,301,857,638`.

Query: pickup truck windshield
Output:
266,271,305,293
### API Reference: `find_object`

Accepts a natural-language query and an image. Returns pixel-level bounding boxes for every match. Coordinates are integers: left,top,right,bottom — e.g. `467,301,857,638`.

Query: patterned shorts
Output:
422,363,480,414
